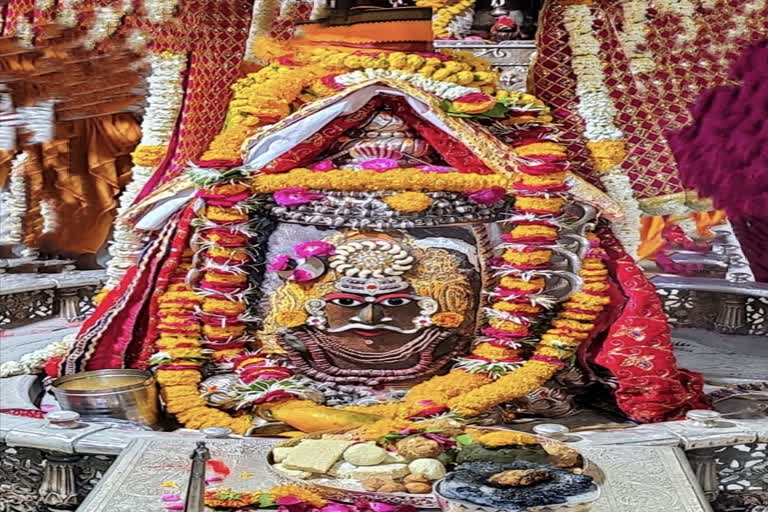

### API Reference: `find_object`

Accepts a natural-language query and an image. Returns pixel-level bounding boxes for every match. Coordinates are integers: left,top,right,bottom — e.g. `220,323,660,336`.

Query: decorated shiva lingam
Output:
61,39,705,442
186,100,592,422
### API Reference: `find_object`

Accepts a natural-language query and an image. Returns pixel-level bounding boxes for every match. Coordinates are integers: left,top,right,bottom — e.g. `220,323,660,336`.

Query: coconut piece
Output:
407,459,446,480
344,443,388,466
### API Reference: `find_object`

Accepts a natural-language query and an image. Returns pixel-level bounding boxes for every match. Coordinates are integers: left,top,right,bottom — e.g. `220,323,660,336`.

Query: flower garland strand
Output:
103,51,187,291
0,153,27,244
563,3,642,258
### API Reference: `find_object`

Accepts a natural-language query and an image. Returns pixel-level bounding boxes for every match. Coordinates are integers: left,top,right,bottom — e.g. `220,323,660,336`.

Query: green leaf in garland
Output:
455,433,474,446
259,493,276,508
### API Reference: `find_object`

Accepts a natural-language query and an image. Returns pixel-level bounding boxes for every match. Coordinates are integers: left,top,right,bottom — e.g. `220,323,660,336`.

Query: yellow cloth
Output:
41,114,141,255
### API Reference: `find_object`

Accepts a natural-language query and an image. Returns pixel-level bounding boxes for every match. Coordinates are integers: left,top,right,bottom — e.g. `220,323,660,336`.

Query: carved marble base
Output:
0,444,114,512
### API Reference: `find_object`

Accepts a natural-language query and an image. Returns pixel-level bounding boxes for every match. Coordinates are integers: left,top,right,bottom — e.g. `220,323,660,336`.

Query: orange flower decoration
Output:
431,312,465,328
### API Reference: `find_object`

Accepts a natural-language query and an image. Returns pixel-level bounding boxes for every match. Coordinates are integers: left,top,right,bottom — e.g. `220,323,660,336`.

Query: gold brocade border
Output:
637,191,713,216
122,176,195,223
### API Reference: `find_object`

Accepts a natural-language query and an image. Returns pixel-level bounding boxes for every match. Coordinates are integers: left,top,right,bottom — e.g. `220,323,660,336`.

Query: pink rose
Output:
294,240,335,258
310,159,335,171
289,269,315,282
277,497,304,506
267,254,292,272
467,186,507,205
456,92,494,104
360,158,399,172
273,187,324,206
321,75,344,90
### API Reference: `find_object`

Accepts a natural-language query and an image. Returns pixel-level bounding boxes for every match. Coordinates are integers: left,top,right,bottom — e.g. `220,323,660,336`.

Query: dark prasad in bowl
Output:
438,461,595,510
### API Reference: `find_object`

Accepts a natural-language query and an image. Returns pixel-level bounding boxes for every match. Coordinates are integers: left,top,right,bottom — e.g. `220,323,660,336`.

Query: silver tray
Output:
265,429,601,509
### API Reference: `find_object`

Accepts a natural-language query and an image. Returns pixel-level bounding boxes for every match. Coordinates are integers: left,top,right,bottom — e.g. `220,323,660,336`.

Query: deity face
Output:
262,227,481,385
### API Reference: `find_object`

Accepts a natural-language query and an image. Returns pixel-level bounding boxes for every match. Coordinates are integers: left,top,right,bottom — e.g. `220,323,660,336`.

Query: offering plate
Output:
265,428,601,509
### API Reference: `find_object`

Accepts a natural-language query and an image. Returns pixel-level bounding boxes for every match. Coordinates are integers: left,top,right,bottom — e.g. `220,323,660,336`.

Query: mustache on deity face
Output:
326,323,423,334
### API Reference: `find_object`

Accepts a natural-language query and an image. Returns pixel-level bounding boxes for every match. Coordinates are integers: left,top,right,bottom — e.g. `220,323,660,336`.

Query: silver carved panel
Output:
77,436,285,512
579,446,710,512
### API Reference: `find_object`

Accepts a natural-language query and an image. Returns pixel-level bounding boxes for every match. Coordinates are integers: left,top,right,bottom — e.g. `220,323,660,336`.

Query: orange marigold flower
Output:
515,142,567,157
514,196,564,213
502,249,552,266
499,276,546,291
472,342,519,360
492,302,540,314
205,206,249,223
431,312,465,328
269,485,327,508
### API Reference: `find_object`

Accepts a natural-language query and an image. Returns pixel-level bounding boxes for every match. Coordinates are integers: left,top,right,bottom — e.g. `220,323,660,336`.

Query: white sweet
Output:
343,443,387,466
272,447,293,463
274,463,311,479
337,463,410,480
407,459,446,480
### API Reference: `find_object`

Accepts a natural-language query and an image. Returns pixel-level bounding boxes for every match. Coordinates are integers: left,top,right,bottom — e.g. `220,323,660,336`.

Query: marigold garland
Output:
253,168,512,194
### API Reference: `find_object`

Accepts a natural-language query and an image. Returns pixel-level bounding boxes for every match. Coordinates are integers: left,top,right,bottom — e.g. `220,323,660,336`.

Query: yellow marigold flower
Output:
204,271,248,285
492,302,540,314
551,319,594,332
561,311,599,321
515,142,567,157
499,276,546,291
472,342,518,360
488,319,529,335
508,225,559,239
514,196,565,213
205,206,249,223
352,419,416,441
448,360,556,417
276,310,308,328
270,485,327,507
586,140,627,173
202,324,247,338
418,65,437,77
205,183,250,196
156,370,202,386
202,298,246,315
384,192,433,212
502,248,552,266
132,145,168,166
166,347,203,359
165,395,208,414
519,173,567,187
431,312,465,328
452,97,497,114
477,431,538,447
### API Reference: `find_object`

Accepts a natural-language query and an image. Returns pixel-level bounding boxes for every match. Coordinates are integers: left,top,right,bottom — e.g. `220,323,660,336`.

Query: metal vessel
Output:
51,369,161,429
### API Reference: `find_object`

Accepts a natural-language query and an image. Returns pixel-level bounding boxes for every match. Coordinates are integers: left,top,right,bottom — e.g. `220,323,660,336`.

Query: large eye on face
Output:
330,297,365,307
379,297,413,307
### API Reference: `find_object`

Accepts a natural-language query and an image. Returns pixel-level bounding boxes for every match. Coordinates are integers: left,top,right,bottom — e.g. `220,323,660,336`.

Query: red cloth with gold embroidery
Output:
589,229,708,422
